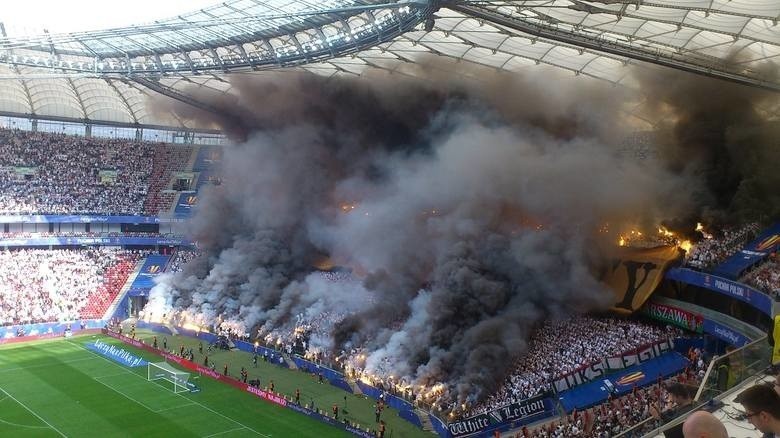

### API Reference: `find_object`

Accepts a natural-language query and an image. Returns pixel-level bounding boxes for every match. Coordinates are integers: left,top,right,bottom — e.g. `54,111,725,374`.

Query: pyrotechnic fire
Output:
181,322,202,332
340,203,357,212
695,222,713,239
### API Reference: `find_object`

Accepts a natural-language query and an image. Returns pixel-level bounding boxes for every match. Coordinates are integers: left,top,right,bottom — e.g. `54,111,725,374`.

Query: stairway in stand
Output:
416,408,434,432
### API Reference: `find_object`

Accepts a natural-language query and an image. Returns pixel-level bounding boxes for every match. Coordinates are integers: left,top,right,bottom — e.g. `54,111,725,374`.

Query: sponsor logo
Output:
90,339,146,367
616,371,645,386
147,265,160,274
712,326,741,345
755,234,780,252
246,385,287,407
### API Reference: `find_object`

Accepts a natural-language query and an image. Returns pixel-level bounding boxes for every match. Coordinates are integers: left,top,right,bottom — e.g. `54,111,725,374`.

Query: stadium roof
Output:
0,0,779,129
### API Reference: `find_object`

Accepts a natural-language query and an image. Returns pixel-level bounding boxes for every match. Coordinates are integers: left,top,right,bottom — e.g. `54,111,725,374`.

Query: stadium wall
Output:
0,320,104,344
649,296,765,348
665,267,774,316
0,236,194,248
0,215,176,224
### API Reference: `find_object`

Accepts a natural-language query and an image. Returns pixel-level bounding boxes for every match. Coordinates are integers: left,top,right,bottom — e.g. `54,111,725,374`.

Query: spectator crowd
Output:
743,255,780,300
685,223,760,270
461,317,679,418
0,248,142,326
0,128,193,215
166,249,202,273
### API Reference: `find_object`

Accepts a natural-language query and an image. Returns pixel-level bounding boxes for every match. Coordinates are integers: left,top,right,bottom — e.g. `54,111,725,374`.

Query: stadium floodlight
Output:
148,362,191,393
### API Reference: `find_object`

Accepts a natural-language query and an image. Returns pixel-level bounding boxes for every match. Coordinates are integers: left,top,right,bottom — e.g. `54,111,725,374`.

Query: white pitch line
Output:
92,371,133,380
156,402,197,413
0,417,52,430
202,426,249,438
0,386,67,437
0,356,95,373
91,375,161,413
69,341,269,437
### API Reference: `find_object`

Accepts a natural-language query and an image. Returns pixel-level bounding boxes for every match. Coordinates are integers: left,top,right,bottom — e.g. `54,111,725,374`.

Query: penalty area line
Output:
202,426,250,437
0,386,67,437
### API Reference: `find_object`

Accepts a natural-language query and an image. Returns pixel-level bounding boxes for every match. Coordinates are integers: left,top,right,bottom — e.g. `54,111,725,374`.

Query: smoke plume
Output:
144,61,778,408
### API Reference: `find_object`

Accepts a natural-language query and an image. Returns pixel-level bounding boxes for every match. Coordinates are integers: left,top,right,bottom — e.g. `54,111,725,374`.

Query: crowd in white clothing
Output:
0,129,192,215
166,250,202,273
464,317,677,417
685,223,759,269
0,248,142,326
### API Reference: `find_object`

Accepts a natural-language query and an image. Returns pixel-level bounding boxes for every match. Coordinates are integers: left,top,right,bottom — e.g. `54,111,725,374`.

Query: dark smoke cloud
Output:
146,65,707,407
633,66,780,227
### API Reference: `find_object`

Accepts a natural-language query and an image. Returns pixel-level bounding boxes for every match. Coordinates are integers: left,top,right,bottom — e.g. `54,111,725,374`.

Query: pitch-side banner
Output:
0,214,179,223
0,236,193,247
641,301,704,333
447,394,554,437
664,268,774,316
554,339,674,392
602,246,682,314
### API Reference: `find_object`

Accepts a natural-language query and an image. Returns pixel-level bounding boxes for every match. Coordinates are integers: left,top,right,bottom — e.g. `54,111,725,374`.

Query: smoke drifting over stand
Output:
145,64,776,408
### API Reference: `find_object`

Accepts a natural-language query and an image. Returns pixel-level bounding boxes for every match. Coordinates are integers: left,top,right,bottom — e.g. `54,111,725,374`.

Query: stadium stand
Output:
0,128,193,215
685,223,760,270
166,249,202,273
0,248,145,325
523,372,702,438
462,317,680,417
247,298,686,423
143,144,194,215
742,256,780,300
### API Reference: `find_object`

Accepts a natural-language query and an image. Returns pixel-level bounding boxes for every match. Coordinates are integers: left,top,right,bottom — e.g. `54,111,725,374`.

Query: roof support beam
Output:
452,4,780,92
127,76,225,118
0,23,35,115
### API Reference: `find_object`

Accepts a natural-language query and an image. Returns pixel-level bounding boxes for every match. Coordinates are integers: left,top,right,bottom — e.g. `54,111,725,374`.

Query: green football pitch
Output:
0,334,430,438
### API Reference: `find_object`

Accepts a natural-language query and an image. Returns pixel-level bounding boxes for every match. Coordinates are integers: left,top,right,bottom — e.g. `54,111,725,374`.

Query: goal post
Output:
148,362,190,393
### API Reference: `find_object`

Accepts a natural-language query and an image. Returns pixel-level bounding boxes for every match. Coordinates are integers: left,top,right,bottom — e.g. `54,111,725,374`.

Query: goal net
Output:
148,362,190,393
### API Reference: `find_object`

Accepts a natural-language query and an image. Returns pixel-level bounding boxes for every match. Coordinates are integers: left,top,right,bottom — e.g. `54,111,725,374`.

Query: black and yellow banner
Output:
601,246,682,314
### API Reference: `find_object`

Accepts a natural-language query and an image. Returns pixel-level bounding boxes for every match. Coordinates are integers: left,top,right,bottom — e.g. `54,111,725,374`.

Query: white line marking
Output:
202,426,249,437
0,356,95,373
156,402,197,413
91,376,160,412
0,417,52,430
92,371,133,380
93,376,193,413
0,386,67,437
70,341,268,437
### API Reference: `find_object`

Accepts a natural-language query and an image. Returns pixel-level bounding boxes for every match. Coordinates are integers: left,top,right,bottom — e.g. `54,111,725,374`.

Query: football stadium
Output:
1,1,779,437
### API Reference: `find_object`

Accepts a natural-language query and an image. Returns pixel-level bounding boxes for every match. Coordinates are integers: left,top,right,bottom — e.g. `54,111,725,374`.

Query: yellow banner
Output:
601,246,682,315
773,316,780,365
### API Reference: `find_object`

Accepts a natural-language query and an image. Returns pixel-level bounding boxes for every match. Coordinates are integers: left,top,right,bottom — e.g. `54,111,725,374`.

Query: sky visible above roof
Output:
0,0,216,35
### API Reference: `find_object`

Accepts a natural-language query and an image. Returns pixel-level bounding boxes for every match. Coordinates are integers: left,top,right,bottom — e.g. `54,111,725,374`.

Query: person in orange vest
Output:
332,404,339,420
378,420,386,438
493,429,500,437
